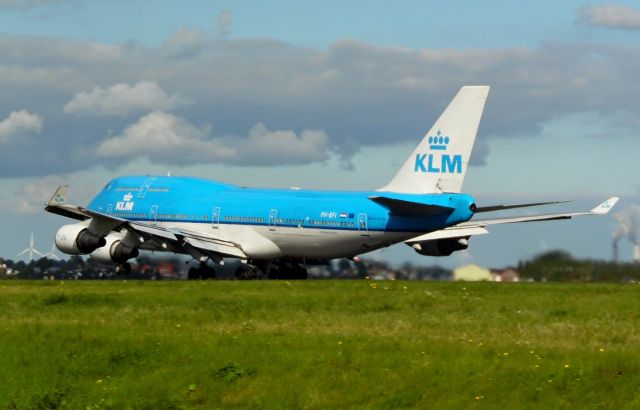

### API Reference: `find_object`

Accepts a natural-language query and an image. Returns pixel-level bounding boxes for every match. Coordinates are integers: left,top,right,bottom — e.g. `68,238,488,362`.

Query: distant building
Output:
454,264,492,281
491,268,519,282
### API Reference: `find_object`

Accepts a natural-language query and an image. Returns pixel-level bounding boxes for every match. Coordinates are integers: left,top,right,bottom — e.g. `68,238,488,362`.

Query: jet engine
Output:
89,233,139,264
55,223,106,255
410,237,469,257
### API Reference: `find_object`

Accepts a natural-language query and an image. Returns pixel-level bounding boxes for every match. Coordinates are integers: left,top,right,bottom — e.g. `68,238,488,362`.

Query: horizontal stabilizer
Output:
407,197,619,244
475,200,570,213
460,197,620,227
369,196,454,217
406,226,489,243
462,214,574,226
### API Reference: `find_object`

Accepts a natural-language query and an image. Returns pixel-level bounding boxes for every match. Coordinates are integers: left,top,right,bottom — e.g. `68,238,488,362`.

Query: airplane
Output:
45,86,619,279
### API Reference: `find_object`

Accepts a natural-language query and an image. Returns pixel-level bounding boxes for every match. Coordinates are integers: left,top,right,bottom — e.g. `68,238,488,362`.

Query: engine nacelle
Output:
90,233,139,264
410,237,469,257
55,223,107,255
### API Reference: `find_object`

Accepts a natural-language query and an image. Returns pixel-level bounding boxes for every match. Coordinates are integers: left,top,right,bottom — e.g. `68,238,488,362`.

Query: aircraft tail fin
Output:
379,85,490,194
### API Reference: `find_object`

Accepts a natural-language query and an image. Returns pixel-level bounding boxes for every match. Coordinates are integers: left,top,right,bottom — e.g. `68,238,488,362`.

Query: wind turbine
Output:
17,232,43,262
44,243,60,261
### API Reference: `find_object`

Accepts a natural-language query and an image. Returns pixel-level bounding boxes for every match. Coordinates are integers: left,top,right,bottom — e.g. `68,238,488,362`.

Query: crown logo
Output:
123,193,133,202
428,130,450,151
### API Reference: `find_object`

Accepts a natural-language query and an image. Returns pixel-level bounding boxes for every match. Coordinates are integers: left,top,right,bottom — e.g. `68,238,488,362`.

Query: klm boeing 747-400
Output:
45,86,618,279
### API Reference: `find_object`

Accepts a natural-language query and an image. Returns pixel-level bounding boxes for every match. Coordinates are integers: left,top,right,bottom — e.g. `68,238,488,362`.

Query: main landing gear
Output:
235,264,262,280
115,263,131,275
186,259,309,280
268,262,308,280
188,263,216,280
234,261,309,280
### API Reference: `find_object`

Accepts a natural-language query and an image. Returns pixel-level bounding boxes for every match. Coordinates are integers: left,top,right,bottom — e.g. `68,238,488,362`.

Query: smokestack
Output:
612,206,640,263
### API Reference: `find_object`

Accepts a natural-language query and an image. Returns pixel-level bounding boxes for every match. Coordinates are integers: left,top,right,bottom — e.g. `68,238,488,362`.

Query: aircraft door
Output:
212,207,221,229
150,205,159,225
107,204,113,215
269,209,278,231
358,213,369,236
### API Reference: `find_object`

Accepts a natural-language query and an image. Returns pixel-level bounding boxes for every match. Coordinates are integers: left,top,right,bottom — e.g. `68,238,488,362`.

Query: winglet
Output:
47,185,69,206
590,197,619,215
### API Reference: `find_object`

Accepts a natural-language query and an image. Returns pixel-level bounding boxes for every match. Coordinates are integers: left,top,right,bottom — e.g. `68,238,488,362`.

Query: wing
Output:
45,186,247,260
406,197,619,244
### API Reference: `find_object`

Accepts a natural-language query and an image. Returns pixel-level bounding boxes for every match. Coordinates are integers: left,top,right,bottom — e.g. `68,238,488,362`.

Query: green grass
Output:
1,280,640,409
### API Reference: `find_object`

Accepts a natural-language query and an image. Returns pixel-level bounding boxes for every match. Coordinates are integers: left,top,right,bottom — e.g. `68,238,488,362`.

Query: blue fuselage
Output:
86,175,476,259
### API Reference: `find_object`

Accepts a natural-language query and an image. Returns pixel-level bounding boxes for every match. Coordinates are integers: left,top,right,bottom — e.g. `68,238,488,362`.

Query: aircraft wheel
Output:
271,263,303,280
203,265,216,280
268,267,279,280
188,267,198,280
236,265,261,280
197,264,207,279
115,263,131,276
235,266,248,280
297,267,308,280
292,265,308,280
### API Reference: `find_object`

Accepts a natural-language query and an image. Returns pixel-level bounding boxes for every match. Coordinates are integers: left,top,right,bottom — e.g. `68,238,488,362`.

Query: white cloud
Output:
0,0,61,9
63,81,189,116
0,65,86,91
238,123,329,164
97,111,329,166
97,111,233,161
578,4,640,30
166,27,207,47
0,110,43,143
9,175,64,214
217,10,232,38
0,32,640,176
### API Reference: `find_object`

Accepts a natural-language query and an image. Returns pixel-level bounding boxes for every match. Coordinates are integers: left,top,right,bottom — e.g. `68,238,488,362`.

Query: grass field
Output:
1,280,640,409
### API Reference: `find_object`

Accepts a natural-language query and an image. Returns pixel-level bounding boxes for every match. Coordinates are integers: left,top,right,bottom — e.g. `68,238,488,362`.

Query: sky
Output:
1,0,640,269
